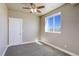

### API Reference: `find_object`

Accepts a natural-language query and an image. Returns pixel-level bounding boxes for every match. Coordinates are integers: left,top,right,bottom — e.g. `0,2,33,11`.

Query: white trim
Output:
45,12,61,33
45,31,61,34
8,41,35,47
2,41,35,56
35,40,43,45
2,45,9,56
9,17,23,45
45,12,61,19
39,40,78,56
53,12,61,16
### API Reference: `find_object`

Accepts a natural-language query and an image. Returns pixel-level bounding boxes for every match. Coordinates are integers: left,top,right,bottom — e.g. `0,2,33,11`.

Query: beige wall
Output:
0,4,8,55
40,4,79,55
8,10,40,42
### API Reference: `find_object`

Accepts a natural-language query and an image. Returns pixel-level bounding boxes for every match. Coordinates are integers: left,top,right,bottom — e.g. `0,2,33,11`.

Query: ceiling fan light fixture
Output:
31,9,33,12
23,3,45,13
31,8,37,13
34,8,37,12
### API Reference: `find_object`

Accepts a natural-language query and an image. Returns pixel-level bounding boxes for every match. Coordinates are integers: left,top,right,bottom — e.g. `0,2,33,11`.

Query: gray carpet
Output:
5,42,70,56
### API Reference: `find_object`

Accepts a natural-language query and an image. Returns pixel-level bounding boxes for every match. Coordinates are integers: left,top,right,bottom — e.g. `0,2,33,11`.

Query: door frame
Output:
9,17,23,45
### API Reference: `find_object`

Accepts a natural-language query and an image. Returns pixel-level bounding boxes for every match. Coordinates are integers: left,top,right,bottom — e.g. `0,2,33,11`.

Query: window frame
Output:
45,12,61,33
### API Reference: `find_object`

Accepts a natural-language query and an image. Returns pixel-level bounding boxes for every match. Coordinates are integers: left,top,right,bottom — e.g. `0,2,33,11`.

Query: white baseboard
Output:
39,40,78,56
2,45,9,56
3,40,76,56
2,41,35,56
8,41,35,47
35,39,43,45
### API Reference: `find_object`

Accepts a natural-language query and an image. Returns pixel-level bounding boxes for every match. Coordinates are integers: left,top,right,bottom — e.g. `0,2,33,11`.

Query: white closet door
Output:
9,18,23,45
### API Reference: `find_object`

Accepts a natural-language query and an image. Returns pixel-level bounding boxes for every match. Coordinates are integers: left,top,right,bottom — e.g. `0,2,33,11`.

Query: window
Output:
45,12,61,33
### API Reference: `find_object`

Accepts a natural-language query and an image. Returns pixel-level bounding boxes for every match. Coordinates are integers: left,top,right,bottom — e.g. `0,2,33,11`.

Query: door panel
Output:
9,18,23,45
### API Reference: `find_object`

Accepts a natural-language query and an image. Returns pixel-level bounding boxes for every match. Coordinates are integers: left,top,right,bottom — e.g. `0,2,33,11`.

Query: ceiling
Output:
6,3,64,16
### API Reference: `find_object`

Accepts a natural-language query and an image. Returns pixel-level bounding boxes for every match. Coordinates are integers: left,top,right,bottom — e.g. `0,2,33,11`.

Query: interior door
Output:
9,17,23,45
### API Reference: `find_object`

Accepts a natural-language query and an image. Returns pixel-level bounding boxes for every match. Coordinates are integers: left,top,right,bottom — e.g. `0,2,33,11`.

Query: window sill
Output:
45,31,61,34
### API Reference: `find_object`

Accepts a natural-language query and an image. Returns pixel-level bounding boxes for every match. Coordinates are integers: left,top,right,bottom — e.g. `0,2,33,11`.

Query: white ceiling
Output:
6,3,64,16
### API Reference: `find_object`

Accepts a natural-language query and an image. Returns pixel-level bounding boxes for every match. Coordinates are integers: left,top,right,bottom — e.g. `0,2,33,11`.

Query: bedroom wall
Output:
0,4,8,55
40,4,79,55
8,10,40,42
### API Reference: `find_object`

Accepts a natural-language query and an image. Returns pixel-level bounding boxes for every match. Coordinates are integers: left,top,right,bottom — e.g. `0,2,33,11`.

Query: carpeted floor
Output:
5,42,70,56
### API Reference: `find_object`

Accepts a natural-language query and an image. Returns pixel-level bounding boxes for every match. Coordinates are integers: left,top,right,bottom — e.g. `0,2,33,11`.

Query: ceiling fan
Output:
22,3,45,13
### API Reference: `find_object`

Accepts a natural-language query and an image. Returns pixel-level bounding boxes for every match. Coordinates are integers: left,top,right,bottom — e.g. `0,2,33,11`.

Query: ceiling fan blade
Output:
37,10,41,13
30,3,34,6
30,3,36,8
23,7,30,9
37,6,45,9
